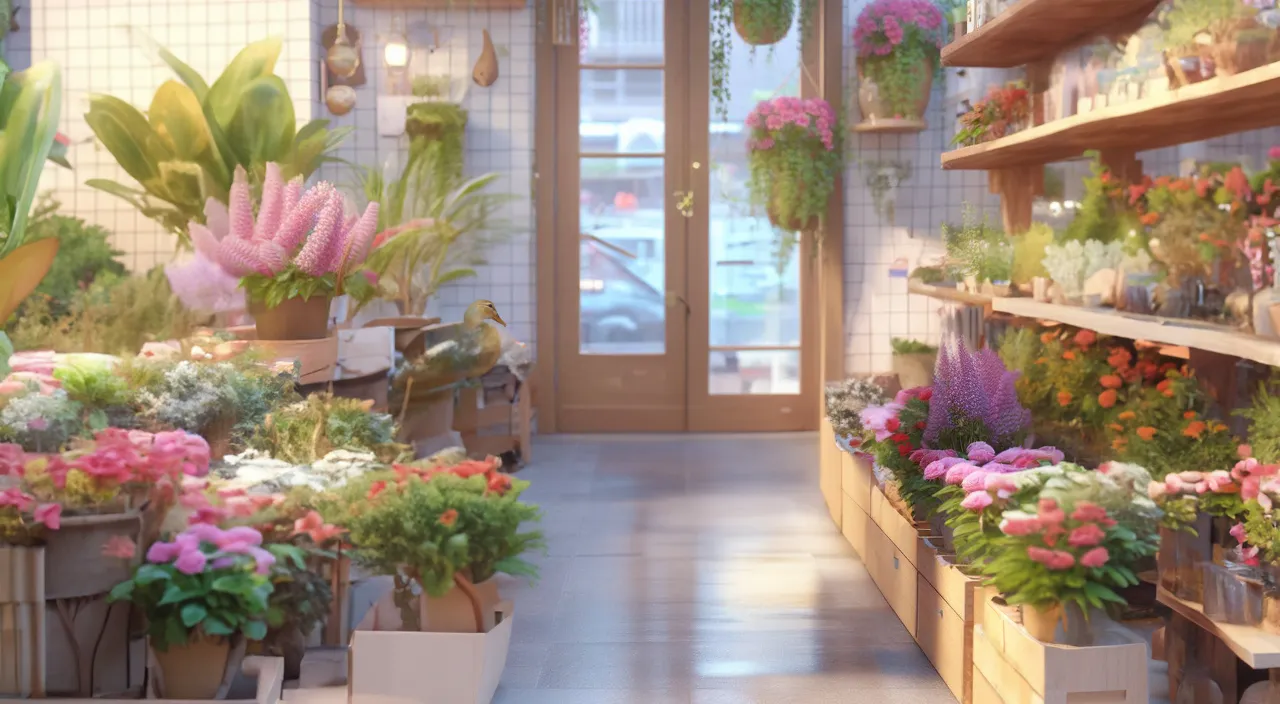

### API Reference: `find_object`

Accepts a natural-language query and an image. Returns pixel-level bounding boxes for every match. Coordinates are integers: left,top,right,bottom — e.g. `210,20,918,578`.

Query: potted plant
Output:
109,524,282,699
1159,0,1265,84
745,96,841,238
733,0,795,46
84,35,350,247
189,163,379,340
853,0,945,131
890,338,937,389
952,82,1030,146
981,469,1160,644
321,458,541,701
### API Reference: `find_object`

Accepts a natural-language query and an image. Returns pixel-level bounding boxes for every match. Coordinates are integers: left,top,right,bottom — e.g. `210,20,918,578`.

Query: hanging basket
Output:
733,0,793,46
765,180,822,233
855,56,933,133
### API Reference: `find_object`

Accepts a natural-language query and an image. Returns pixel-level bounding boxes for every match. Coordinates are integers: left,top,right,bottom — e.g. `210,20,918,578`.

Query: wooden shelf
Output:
1158,588,1280,669
852,118,927,134
352,0,525,6
942,0,1159,68
992,298,1280,366
942,63,1280,171
908,279,993,306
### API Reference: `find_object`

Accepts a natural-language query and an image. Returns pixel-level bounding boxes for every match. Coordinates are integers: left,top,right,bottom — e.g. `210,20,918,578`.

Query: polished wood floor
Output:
494,434,958,703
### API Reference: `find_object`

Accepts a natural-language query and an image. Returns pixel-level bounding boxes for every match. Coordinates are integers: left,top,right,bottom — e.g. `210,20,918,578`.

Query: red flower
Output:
889,433,910,443
367,480,387,500
885,417,901,432
1073,330,1097,347
914,421,926,430
1098,389,1117,409
918,388,932,401
438,509,459,527
897,444,912,457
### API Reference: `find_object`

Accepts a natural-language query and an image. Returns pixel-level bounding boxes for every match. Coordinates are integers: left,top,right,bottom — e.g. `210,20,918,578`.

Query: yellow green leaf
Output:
149,80,213,160
0,238,59,322
207,37,282,129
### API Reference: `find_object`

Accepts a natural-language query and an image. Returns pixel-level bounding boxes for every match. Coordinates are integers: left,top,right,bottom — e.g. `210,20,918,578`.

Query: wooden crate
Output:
865,521,918,638
452,368,534,464
974,596,1148,704
842,451,874,516
872,485,929,568
841,493,870,560
819,418,843,528
915,543,982,704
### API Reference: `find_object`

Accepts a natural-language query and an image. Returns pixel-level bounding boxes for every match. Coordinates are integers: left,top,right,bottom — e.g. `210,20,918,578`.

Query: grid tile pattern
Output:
314,0,537,346
26,0,316,272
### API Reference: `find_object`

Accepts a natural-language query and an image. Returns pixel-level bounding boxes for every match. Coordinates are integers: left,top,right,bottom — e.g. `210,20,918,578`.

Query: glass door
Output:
554,0,690,431
552,0,817,432
684,2,818,431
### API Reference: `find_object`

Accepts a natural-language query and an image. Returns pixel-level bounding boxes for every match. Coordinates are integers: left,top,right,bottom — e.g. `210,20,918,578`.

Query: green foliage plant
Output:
853,0,945,120
734,0,795,46
84,35,352,246
326,467,543,598
53,361,135,432
891,338,937,355
22,196,127,319
708,0,815,121
250,393,405,465
942,205,1006,281
1060,152,1140,246
1159,0,1257,55
1236,380,1280,464
1011,222,1053,285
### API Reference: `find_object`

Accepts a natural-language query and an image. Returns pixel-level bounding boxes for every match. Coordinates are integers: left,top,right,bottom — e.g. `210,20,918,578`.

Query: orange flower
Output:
1118,411,1137,421
1157,379,1172,392
1183,421,1206,439
1210,422,1227,433
1183,410,1197,419
1040,332,1056,344
1100,375,1123,389
1074,330,1097,347
1112,437,1128,451
1035,357,1048,365
1140,212,1160,226
438,509,459,527
1063,350,1077,361
1098,389,1118,409
1107,348,1132,369
1136,426,1157,441
1198,232,1212,242
366,480,388,500
1108,423,1125,432
1057,391,1073,407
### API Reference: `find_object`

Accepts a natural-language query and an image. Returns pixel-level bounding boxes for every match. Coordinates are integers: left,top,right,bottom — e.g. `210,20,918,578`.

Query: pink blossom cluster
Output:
179,480,281,527
1230,522,1261,565
0,429,210,489
0,351,61,396
1003,499,1115,571
745,97,837,153
852,0,944,58
190,163,379,280
1229,454,1280,508
1147,469,1241,501
858,386,932,443
922,443,1065,501
0,487,62,530
146,523,274,576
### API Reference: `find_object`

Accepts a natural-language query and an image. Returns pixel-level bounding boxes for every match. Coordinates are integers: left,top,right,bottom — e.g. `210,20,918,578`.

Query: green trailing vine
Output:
709,0,816,122
405,102,467,196
710,0,735,122
745,96,841,249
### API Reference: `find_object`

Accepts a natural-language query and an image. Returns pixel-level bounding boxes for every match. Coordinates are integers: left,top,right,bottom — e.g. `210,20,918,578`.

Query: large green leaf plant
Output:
84,34,352,247
0,60,67,377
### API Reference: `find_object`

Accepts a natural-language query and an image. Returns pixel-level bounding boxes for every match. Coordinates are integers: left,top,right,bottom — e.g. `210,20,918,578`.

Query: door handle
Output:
673,190,693,218
665,292,690,315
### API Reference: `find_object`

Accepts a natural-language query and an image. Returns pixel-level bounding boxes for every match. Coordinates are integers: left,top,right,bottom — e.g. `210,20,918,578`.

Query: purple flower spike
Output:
925,338,1030,450
219,236,263,277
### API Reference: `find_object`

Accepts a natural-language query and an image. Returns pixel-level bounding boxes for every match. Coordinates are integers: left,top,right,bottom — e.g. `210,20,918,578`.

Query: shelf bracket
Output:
989,165,1043,234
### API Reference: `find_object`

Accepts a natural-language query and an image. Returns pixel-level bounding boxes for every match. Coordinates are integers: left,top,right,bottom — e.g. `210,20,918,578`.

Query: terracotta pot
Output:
733,0,791,46
0,546,46,697
250,295,332,341
892,352,936,390
1021,603,1063,642
856,55,933,130
45,512,142,600
150,634,245,700
419,578,502,634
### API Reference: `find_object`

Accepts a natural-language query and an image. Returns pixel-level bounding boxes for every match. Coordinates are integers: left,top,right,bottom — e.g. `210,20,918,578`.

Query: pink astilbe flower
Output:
228,166,255,241
219,236,265,277
295,191,346,276
254,163,285,240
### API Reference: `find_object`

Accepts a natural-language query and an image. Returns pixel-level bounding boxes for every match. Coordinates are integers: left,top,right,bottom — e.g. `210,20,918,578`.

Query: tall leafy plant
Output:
84,34,352,246
0,60,66,377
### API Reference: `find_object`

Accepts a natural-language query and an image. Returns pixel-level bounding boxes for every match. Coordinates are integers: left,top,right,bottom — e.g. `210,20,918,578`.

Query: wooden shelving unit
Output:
943,64,1280,171
991,298,1280,367
1157,589,1280,670
942,0,1159,68
907,279,993,306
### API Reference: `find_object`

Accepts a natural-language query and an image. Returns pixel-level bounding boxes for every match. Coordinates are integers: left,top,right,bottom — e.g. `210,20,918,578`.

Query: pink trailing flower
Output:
852,0,945,58
966,441,995,463
1230,522,1248,544
960,491,993,511
923,456,965,480
33,503,61,530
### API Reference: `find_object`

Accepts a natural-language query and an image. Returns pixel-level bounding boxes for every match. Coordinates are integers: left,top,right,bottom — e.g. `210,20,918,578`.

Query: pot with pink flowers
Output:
852,0,944,132
108,524,284,700
745,96,841,238
189,163,379,341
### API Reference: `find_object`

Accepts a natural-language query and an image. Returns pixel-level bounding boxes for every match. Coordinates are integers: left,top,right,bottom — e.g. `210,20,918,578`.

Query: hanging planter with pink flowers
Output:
852,0,945,133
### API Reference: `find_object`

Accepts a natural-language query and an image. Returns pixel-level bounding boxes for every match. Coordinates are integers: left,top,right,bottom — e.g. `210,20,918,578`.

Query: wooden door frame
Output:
533,0,845,433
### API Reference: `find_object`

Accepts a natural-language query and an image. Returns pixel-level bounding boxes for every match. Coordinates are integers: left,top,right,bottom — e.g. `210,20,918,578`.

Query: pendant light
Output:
327,0,360,79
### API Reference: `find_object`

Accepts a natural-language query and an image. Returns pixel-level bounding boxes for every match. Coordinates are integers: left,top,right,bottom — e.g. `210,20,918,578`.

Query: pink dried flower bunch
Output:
745,97,837,153
1001,498,1116,571
190,163,379,279
146,523,274,576
852,0,944,58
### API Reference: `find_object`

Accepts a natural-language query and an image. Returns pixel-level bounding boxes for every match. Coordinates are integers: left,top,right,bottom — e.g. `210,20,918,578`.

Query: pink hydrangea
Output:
1067,523,1105,548
1080,547,1110,568
1000,513,1042,536
961,491,993,511
966,441,996,463
923,456,965,480
852,0,945,58
944,462,983,485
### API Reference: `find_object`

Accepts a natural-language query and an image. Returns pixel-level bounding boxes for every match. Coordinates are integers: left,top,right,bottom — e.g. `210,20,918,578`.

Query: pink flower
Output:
219,526,264,548
961,491,993,511
966,441,995,463
1243,545,1261,566
1206,470,1236,493
1270,146,1280,162
174,548,208,575
1067,523,1106,547
1240,444,1254,459
944,462,983,485
0,487,33,510
1148,481,1167,499
1027,546,1055,565
102,535,137,560
1037,498,1065,526
1000,514,1041,536
34,503,61,530
961,470,989,493
248,547,276,575
1080,547,1110,568
860,404,904,442
292,510,342,545
923,456,965,480
147,540,182,564
983,473,1017,497
1069,502,1108,523
1231,523,1249,544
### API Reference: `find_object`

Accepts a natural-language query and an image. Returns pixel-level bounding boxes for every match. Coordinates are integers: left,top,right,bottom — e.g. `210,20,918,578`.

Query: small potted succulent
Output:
853,0,945,131
745,96,841,237
189,163,379,341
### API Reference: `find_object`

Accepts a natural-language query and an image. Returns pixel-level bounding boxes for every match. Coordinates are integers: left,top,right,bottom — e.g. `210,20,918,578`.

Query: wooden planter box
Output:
0,546,45,697
819,418,843,528
973,596,1148,704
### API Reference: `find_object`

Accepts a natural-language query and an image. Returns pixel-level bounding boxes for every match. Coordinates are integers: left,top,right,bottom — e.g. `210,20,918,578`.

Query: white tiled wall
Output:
313,0,537,346
24,0,316,271
842,0,1002,375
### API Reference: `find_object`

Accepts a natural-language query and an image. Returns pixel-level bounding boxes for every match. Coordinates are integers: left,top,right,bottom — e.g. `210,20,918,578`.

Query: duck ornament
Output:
393,300,507,397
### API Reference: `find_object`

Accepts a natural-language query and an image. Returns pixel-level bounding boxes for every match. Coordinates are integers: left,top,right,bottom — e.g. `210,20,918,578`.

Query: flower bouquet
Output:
189,163,379,340
852,0,944,130
108,524,283,699
745,97,840,237
952,82,1030,147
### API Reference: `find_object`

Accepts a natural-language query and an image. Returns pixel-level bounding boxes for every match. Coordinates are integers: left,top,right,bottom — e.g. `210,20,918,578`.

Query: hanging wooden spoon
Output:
473,29,499,87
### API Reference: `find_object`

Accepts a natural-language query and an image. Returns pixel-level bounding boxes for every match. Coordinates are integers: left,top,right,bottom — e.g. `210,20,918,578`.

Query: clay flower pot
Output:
250,295,333,341
1021,602,1063,642
856,56,933,131
150,633,246,700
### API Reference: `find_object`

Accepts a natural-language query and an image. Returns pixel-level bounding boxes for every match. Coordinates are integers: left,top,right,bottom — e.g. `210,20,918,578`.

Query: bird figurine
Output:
392,300,507,400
